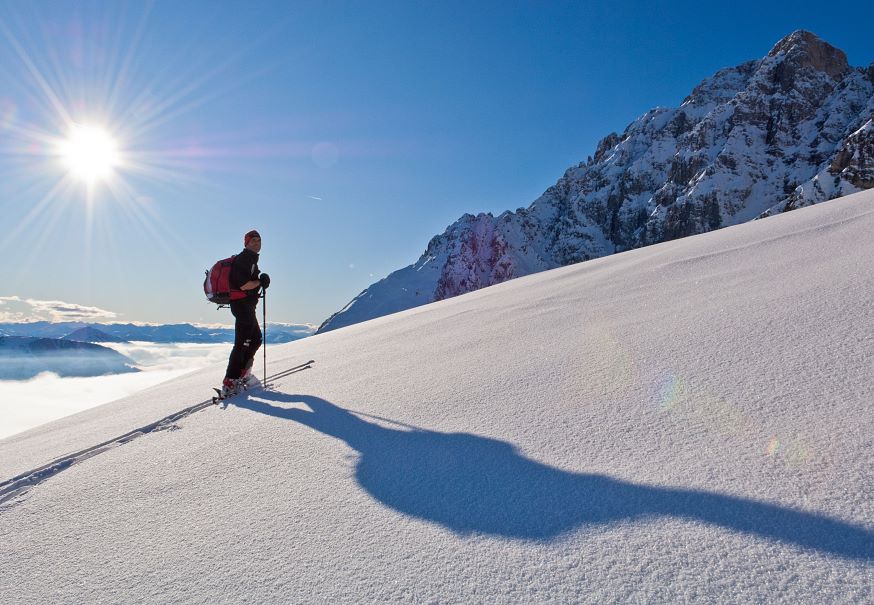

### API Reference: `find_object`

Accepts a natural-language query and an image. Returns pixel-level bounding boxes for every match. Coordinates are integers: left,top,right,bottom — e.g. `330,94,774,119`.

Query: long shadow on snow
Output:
236,393,873,560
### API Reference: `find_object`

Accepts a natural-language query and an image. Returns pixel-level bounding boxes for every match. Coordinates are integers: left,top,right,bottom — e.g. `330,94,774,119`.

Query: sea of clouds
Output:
0,342,230,440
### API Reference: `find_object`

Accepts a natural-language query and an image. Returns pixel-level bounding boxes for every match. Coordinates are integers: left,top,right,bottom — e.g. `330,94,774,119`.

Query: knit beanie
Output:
244,230,261,246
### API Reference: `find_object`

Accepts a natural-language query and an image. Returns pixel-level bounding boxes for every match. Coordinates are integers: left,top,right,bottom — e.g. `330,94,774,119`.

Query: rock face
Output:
318,31,874,333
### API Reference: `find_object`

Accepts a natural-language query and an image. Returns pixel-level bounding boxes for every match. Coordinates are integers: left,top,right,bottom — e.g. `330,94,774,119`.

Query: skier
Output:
221,229,270,397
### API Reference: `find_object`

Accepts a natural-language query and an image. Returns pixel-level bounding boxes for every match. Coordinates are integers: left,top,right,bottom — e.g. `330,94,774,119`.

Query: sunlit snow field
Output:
1,191,872,604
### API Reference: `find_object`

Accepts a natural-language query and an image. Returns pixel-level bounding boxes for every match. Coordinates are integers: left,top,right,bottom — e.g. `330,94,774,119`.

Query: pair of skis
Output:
212,359,315,405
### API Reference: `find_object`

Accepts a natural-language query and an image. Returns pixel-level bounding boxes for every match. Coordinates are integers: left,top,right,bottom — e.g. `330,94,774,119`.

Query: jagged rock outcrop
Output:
837,119,874,189
433,214,515,301
318,31,874,333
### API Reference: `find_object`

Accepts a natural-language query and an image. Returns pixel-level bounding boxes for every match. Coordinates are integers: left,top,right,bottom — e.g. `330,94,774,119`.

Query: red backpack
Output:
204,256,247,305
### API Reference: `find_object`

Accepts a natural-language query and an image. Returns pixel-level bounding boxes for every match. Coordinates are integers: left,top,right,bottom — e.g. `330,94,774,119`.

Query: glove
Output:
259,273,270,289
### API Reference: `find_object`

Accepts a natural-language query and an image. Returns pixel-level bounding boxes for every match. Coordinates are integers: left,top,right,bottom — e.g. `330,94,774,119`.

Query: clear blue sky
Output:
1,0,871,326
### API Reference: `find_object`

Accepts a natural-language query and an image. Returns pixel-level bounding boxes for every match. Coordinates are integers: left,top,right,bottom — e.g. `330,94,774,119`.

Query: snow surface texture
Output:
1,190,873,604
318,31,874,333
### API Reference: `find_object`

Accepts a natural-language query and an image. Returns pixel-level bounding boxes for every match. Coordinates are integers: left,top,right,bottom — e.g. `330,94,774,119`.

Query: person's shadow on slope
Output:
235,393,873,560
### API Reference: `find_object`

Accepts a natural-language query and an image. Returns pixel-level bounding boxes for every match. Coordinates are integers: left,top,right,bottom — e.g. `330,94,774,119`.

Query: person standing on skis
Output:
222,229,270,396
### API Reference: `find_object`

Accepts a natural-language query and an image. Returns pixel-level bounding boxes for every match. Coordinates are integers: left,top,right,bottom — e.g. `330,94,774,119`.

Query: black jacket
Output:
229,248,260,303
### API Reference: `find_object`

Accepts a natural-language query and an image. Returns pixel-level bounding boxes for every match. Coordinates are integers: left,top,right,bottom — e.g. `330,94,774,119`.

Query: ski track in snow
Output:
0,362,314,507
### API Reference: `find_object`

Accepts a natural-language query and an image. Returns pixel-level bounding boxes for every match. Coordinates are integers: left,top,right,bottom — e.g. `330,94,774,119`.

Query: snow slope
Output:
1,190,873,604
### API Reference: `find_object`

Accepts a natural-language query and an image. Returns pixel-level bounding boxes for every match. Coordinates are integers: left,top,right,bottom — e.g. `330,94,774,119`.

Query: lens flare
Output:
657,374,684,412
767,435,813,467
787,440,812,466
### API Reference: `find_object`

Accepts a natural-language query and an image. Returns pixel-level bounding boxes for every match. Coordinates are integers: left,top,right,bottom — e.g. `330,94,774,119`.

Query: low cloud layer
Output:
0,296,119,323
0,342,230,440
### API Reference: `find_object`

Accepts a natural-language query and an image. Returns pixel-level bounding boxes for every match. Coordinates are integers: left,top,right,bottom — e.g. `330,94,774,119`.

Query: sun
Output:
59,124,120,184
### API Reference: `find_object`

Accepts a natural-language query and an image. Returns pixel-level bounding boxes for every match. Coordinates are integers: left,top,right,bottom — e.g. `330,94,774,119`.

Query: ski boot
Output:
221,377,239,398
239,369,258,389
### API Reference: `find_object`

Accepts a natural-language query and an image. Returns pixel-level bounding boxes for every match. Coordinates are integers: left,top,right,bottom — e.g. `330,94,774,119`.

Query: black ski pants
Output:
225,299,262,379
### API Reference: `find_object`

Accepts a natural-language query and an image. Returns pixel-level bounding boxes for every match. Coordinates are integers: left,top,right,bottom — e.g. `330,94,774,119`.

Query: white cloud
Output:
104,342,230,372
0,296,119,323
0,296,30,323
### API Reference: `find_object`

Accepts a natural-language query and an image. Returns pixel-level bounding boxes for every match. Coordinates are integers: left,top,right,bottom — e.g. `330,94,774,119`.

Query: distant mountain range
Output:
0,321,313,380
0,321,314,344
318,30,874,333
0,336,139,380
62,327,129,343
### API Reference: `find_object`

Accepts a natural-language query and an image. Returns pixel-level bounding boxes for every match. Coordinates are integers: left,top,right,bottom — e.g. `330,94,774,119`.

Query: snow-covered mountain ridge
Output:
2,190,872,603
318,31,874,333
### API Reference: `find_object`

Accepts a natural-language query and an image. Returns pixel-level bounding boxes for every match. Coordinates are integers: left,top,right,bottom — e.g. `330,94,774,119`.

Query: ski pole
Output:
263,287,267,385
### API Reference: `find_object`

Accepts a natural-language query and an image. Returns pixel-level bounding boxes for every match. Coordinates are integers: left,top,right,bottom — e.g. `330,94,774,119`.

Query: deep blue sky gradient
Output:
1,1,871,324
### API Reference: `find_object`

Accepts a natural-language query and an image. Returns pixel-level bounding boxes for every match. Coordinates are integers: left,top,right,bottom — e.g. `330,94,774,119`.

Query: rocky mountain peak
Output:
593,132,620,164
767,30,849,80
317,32,874,334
